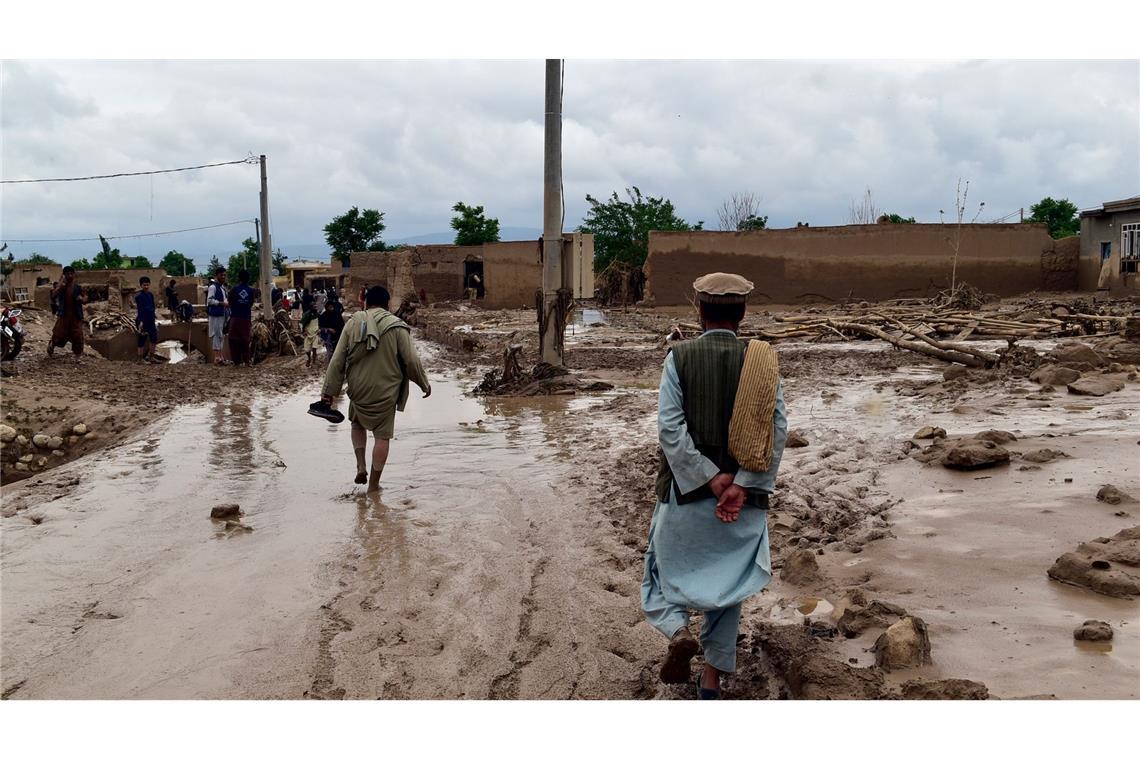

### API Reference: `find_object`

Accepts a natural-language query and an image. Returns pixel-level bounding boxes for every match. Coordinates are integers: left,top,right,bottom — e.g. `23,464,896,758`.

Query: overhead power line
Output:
0,156,258,184
2,219,257,244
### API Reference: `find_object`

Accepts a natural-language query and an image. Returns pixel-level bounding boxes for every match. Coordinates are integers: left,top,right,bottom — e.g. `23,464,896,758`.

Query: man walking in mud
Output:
315,285,431,492
641,272,788,699
47,266,87,357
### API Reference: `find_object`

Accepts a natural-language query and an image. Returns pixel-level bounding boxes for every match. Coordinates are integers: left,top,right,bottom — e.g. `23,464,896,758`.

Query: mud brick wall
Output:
409,245,477,303
481,241,542,309
643,224,1068,305
1041,235,1079,291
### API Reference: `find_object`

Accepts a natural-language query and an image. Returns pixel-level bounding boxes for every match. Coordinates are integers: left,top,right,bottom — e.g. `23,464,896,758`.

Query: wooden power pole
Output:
539,59,565,366
258,155,273,315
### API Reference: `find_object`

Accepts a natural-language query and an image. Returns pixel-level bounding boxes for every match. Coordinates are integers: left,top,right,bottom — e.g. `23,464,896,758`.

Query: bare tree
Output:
939,178,985,295
716,192,766,231
847,186,882,225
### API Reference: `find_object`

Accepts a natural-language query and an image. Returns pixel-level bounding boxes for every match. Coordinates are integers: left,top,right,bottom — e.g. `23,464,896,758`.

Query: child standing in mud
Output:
641,272,788,699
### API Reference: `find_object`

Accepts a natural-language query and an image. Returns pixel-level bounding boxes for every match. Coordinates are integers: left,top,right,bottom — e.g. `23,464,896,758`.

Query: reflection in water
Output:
206,401,256,483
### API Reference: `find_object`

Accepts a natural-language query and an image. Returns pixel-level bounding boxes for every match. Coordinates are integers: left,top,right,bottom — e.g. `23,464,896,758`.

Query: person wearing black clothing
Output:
135,276,159,363
228,269,260,366
301,287,314,313
317,299,344,364
48,266,87,357
165,279,178,316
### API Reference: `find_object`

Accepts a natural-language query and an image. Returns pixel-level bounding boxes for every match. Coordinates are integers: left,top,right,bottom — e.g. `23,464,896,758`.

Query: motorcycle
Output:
1,306,25,361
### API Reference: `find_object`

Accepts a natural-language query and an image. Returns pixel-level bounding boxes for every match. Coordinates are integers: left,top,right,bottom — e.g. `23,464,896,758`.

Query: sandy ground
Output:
2,297,1138,699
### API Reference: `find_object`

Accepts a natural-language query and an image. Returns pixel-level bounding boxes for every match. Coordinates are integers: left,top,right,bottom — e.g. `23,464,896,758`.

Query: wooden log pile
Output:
668,301,1137,368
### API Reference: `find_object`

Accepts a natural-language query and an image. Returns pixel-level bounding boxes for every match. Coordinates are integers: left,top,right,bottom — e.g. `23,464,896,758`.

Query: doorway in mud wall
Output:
463,260,485,299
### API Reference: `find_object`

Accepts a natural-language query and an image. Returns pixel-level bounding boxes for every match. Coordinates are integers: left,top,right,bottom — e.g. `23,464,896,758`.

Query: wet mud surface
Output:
4,301,1139,699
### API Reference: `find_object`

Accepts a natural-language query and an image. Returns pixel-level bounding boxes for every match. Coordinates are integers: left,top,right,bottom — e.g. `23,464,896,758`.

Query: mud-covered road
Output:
1,353,660,699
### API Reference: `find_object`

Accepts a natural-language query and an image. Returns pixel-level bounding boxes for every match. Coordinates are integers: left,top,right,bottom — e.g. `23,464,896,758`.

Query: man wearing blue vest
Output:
641,272,788,699
206,267,229,365
227,269,259,366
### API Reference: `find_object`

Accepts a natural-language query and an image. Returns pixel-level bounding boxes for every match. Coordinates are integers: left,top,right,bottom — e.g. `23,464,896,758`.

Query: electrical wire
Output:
2,219,257,244
0,156,258,184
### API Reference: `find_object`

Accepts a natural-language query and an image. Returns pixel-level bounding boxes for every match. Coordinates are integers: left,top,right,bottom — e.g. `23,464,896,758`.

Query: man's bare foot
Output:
660,627,699,684
354,471,367,485
700,664,721,691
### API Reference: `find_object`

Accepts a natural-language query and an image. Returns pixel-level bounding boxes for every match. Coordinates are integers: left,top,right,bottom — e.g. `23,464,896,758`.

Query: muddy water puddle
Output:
0,359,614,698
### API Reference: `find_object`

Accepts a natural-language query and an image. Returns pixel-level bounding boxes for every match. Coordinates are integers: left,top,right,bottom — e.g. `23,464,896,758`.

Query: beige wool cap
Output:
693,272,754,304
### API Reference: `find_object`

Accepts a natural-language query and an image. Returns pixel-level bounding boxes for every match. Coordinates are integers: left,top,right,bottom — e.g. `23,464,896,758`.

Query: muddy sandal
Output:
697,687,721,700
660,628,700,684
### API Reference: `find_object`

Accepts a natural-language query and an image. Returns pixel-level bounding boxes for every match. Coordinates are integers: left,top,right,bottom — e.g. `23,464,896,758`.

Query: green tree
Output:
323,207,388,262
126,255,154,269
227,239,287,283
206,255,223,276
69,258,93,270
450,202,501,245
1024,197,1079,239
737,214,768,231
578,187,703,271
159,250,197,276
14,253,59,265
93,235,124,269
884,213,916,224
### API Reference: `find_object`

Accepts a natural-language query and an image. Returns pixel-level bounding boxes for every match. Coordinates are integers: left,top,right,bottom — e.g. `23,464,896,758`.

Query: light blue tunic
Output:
642,332,787,614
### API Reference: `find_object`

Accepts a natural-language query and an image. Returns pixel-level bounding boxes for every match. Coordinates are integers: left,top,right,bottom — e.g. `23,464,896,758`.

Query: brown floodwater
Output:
0,358,646,699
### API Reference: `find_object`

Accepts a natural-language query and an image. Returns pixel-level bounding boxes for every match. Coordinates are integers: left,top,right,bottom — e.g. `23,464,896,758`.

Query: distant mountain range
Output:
274,227,543,262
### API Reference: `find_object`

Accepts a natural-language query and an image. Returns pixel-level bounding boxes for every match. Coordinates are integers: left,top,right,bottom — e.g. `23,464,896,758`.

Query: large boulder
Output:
1022,448,1066,464
32,433,50,448
1047,526,1140,598
872,616,933,671
974,429,1017,444
0,424,16,443
941,440,1010,470
1048,342,1105,368
1073,620,1113,642
1067,374,1127,397
1030,364,1081,387
913,426,947,440
1096,485,1134,505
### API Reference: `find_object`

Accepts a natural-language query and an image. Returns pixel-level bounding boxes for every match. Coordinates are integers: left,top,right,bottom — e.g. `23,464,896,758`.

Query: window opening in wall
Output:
14,287,29,300
463,260,485,299
1122,223,1139,274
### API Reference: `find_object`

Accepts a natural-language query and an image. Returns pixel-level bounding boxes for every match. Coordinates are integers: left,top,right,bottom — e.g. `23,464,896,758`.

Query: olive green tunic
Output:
321,308,431,438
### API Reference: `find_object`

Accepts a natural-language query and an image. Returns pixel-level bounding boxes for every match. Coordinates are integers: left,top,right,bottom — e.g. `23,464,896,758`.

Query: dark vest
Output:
655,330,747,504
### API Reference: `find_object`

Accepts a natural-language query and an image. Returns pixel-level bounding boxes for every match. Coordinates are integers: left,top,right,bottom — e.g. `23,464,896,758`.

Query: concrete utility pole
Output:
258,155,273,315
539,58,565,366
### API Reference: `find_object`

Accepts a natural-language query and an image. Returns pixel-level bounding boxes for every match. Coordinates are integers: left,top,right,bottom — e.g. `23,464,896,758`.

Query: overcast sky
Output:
2,59,1137,269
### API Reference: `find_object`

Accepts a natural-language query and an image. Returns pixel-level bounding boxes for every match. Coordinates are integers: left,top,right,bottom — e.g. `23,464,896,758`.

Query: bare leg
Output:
367,438,390,492
351,424,367,484
700,664,722,691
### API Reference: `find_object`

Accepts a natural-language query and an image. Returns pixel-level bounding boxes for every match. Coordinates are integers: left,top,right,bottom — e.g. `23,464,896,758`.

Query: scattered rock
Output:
1019,464,1042,471
0,424,15,443
32,433,50,448
780,548,822,585
913,426,947,440
786,430,809,448
47,436,63,450
900,678,989,700
1073,620,1113,642
18,454,33,463
872,616,933,671
940,440,1010,470
1048,342,1104,368
1096,485,1134,505
14,462,28,471
15,435,28,446
210,504,242,519
1047,525,1140,598
1029,364,1081,387
1067,374,1127,397
942,365,970,381
51,449,65,458
974,429,1017,444
73,423,88,436
1022,448,1066,464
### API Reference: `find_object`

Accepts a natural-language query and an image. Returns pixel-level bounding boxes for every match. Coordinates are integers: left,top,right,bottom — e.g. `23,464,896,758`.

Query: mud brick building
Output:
342,234,594,310
643,223,1079,306
1079,196,1140,292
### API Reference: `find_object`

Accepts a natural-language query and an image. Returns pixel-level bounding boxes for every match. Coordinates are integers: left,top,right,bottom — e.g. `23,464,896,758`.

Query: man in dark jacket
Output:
165,279,178,316
48,266,87,357
317,298,344,364
228,269,259,366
